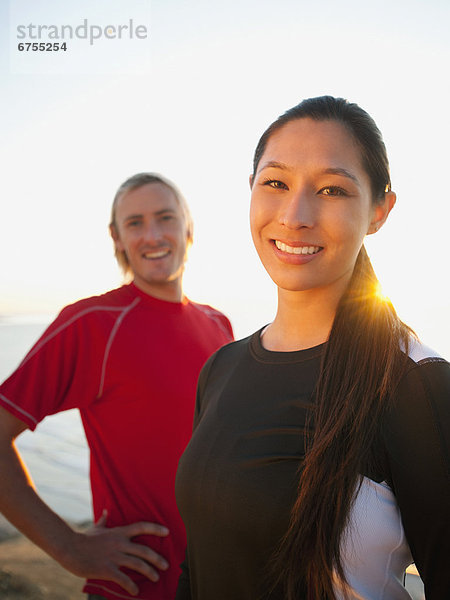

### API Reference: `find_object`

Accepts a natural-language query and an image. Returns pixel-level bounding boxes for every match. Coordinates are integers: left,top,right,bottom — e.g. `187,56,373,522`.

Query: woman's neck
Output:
261,285,346,352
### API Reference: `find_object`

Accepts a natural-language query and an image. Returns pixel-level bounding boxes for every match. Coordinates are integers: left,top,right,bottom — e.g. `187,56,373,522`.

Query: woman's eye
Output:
263,179,288,190
320,186,347,196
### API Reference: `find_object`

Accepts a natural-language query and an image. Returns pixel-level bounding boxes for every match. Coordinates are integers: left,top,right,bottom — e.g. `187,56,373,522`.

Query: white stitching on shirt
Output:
406,337,444,364
97,297,141,398
379,500,406,599
17,305,132,369
417,357,447,366
191,303,230,338
0,393,38,426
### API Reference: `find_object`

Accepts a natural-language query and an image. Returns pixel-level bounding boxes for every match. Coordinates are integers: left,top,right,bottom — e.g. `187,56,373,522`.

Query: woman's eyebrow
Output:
323,167,359,185
260,162,358,179
258,160,292,172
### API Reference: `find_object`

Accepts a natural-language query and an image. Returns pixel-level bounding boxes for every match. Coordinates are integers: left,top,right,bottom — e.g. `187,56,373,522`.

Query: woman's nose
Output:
279,190,315,229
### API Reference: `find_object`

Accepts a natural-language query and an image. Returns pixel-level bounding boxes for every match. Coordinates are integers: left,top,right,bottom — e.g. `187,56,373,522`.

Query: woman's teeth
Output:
275,241,321,255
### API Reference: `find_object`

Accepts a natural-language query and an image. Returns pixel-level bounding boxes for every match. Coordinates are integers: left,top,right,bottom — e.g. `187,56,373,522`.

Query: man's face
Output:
111,182,189,301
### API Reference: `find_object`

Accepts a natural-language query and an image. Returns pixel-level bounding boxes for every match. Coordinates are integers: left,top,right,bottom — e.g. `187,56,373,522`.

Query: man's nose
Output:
142,221,163,244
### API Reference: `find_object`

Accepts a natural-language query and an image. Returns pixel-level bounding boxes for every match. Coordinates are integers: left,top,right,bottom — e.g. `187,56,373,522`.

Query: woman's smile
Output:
271,239,324,265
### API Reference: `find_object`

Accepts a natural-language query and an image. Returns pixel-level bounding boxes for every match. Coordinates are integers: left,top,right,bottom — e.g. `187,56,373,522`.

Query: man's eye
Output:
262,179,288,190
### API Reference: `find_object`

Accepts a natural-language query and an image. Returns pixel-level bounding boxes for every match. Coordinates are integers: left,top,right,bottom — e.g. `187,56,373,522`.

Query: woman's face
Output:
250,118,385,298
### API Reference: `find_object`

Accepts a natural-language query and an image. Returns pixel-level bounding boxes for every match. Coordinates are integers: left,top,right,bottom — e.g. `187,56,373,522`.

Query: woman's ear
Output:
249,174,254,189
367,191,396,234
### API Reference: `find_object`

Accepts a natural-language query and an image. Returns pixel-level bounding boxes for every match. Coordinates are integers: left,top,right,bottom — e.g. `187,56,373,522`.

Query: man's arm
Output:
0,406,169,597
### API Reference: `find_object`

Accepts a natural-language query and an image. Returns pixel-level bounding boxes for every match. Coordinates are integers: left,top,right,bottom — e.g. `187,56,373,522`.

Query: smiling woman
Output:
175,96,450,600
249,118,395,331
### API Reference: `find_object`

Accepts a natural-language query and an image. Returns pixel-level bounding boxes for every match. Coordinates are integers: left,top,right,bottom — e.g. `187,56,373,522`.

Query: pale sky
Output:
0,0,449,352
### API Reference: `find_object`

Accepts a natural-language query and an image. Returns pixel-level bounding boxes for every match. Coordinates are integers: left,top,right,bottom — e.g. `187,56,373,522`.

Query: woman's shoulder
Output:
403,336,448,367
207,330,260,364
197,331,260,395
202,332,255,375
384,337,450,441
396,337,449,401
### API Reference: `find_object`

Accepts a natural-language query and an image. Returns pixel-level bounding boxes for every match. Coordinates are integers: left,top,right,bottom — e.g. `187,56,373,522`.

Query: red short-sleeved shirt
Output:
0,283,233,600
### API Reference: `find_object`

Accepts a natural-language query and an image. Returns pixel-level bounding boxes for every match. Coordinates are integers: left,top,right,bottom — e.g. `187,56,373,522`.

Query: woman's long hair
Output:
253,97,414,599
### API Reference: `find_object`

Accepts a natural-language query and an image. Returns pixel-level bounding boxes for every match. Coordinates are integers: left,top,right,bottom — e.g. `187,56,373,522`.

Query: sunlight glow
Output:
373,282,391,305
